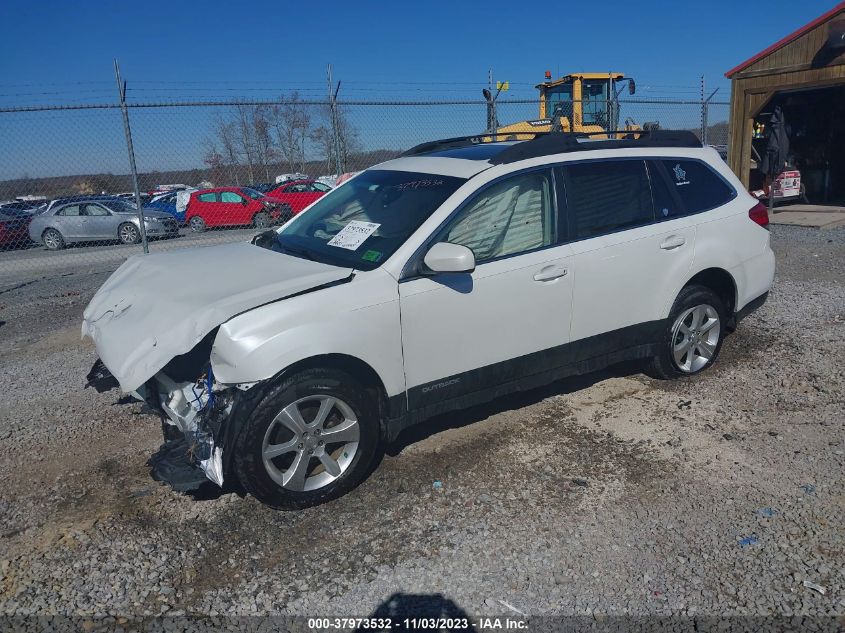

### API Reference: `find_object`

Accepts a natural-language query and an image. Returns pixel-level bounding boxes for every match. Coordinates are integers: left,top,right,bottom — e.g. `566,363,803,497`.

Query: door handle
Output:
533,265,568,282
660,235,686,250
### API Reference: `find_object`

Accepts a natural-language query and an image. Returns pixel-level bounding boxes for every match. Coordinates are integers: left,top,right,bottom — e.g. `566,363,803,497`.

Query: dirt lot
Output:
0,225,842,628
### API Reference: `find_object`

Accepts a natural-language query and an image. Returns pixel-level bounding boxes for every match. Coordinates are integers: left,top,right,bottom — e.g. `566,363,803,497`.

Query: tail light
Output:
749,201,770,229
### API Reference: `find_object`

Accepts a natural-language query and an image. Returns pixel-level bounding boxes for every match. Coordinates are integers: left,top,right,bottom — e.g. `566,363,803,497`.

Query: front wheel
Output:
644,285,726,379
233,368,380,509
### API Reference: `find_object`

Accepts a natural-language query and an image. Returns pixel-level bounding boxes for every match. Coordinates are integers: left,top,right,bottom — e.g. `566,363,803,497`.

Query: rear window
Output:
563,159,653,239
661,159,735,213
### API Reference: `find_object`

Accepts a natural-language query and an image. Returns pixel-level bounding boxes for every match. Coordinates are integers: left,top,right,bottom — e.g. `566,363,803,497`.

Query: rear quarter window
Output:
661,159,735,214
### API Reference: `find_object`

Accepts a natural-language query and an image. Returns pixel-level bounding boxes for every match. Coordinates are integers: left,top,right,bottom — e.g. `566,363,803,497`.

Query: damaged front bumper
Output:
88,358,244,492
151,370,231,488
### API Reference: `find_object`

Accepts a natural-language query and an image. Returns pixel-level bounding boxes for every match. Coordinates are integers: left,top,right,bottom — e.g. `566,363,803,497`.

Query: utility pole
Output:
326,64,343,177
483,68,506,139
114,59,149,254
700,75,706,144
489,69,496,138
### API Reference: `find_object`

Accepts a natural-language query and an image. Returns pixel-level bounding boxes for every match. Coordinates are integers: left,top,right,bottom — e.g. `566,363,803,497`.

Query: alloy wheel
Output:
261,395,360,492
671,304,720,373
43,229,62,250
119,223,139,244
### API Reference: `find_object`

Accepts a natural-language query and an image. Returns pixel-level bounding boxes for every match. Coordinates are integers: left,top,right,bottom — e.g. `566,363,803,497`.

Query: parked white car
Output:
82,131,774,508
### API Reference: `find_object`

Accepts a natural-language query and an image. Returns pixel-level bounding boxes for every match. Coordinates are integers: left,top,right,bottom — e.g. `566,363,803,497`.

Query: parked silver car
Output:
28,198,180,250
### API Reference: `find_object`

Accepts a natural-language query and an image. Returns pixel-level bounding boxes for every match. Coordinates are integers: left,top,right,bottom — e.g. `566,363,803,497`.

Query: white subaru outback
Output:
82,131,774,509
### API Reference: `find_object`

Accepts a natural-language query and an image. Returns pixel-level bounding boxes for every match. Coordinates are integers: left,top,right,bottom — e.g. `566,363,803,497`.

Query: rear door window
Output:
562,159,653,240
57,205,81,216
661,159,735,213
220,191,244,203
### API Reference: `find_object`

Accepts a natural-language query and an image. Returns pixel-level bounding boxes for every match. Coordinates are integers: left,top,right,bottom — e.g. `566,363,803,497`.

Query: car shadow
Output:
385,360,644,456
355,592,478,632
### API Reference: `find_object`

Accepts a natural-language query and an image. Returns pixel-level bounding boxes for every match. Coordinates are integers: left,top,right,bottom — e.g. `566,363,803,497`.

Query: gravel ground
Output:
0,225,842,629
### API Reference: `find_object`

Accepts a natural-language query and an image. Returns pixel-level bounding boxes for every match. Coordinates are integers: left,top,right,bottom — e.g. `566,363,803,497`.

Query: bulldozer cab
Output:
539,72,632,133
491,71,638,139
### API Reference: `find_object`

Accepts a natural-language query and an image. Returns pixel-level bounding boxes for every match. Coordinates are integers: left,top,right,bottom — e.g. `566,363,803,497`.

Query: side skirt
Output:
384,320,665,443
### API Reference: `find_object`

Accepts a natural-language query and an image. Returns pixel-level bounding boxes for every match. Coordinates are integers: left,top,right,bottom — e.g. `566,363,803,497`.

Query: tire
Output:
644,285,726,380
42,228,65,251
189,216,206,233
253,211,270,229
118,222,140,245
233,368,380,509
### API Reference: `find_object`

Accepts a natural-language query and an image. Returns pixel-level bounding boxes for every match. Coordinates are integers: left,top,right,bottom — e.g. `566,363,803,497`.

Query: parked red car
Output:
185,187,291,232
264,180,332,215
0,209,32,249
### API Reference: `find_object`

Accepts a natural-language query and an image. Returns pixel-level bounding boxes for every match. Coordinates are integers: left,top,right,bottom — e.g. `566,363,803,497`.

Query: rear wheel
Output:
644,285,726,379
189,216,206,233
118,222,140,244
42,228,65,251
253,211,270,228
233,368,380,509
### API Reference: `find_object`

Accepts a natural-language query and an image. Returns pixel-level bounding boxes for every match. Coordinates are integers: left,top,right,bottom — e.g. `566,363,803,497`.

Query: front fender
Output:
210,269,405,399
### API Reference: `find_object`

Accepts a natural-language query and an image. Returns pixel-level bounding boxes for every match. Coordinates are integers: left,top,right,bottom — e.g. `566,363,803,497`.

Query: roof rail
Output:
400,134,488,157
489,130,702,164
401,129,703,163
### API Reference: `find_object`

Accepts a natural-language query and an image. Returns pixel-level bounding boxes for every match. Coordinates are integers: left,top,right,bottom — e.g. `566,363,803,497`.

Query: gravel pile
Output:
0,225,842,627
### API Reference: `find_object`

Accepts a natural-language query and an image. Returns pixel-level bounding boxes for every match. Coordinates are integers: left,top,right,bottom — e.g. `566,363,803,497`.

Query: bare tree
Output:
251,105,275,182
234,105,258,183
311,103,361,174
270,92,311,174
202,140,226,186
213,115,241,185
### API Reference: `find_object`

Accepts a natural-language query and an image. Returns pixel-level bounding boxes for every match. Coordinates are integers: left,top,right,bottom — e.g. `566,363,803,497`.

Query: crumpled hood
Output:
82,242,353,392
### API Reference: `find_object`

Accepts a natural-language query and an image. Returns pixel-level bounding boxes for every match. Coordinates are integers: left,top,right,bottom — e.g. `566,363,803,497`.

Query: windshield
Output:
240,187,265,199
101,199,138,213
545,84,573,121
270,170,465,270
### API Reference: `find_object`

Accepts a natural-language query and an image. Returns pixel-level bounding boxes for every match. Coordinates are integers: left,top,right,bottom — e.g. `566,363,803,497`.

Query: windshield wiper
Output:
279,244,317,261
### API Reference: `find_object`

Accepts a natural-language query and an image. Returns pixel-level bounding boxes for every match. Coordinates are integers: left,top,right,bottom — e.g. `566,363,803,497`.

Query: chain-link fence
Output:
0,98,729,283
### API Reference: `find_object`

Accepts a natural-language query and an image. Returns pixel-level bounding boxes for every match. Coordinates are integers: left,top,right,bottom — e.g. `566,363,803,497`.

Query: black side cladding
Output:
84,358,119,393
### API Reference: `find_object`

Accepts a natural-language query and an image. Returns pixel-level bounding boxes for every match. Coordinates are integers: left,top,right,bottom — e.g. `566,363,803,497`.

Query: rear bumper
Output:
735,290,768,324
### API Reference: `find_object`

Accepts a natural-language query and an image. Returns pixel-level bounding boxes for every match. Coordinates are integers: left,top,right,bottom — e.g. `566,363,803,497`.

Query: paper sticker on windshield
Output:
327,220,380,250
361,249,383,263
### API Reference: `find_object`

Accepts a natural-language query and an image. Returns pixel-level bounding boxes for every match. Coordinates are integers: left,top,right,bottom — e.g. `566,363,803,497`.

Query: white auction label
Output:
327,220,380,250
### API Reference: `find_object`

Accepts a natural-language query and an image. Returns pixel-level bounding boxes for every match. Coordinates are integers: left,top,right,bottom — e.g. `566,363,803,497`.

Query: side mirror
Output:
423,242,475,274
241,199,249,206
251,229,277,249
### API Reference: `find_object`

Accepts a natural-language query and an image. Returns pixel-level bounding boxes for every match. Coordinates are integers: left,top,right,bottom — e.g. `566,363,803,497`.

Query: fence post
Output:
326,64,343,177
703,87,720,146
113,59,148,254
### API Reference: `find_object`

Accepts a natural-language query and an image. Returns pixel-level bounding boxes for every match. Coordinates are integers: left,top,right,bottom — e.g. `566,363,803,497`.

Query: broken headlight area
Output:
146,367,236,492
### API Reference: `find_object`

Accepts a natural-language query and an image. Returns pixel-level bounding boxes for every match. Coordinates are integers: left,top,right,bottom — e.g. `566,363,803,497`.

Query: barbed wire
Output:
0,96,730,114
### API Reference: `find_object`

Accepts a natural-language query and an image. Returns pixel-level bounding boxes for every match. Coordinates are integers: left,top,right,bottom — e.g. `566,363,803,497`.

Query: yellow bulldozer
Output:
486,71,655,139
